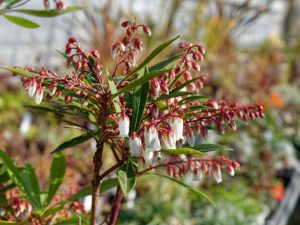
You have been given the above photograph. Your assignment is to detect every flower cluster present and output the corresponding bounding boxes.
[18,20,265,187]
[165,156,241,183]
[0,187,86,224]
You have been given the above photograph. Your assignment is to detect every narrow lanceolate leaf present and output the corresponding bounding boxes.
[0,67,34,78]
[149,54,184,72]
[20,164,41,208]
[13,6,83,17]
[193,144,233,153]
[117,161,136,196]
[151,91,194,102]
[161,148,206,155]
[3,14,40,28]
[170,77,200,93]
[0,150,41,209]
[146,174,215,206]
[51,130,99,154]
[106,69,122,113]
[130,68,150,134]
[115,70,162,97]
[178,95,207,104]
[121,35,180,82]
[46,153,66,206]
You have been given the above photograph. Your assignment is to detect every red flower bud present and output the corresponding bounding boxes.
[121,21,131,28]
[68,37,77,43]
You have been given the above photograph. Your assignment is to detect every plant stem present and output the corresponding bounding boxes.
[90,141,104,225]
[108,187,123,225]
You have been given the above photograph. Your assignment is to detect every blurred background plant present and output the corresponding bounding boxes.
[0,0,299,224]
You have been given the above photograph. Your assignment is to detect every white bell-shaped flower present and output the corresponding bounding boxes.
[35,85,43,104]
[161,128,176,149]
[119,114,130,138]
[212,164,222,183]
[144,124,161,151]
[129,132,143,157]
[142,149,154,165]
[28,78,37,97]
[186,128,195,147]
[169,117,184,140]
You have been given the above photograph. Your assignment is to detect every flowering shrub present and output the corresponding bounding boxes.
[2,20,264,224]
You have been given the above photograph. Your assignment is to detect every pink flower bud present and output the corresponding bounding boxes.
[142,25,152,36]
[91,50,99,58]
[160,80,169,94]
[35,84,43,104]
[229,120,236,130]
[178,42,187,49]
[133,38,143,52]
[129,132,143,157]
[227,165,235,176]
[144,124,161,151]
[183,71,192,81]
[206,99,219,109]
[197,45,206,54]
[119,113,130,138]
[192,61,201,71]
[48,84,57,96]
[150,79,160,99]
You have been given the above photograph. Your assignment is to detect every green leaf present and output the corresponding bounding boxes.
[161,148,206,155]
[13,6,83,17]
[0,67,34,78]
[170,77,199,93]
[151,91,194,102]
[193,144,233,153]
[0,150,41,209]
[147,174,215,206]
[46,153,66,206]
[148,54,184,72]
[188,105,211,111]
[3,14,40,28]
[178,95,207,104]
[115,70,162,97]
[51,130,99,154]
[121,35,180,82]
[117,161,136,196]
[169,69,187,89]
[106,69,122,113]
[130,68,150,134]
[20,163,42,209]
[0,221,29,225]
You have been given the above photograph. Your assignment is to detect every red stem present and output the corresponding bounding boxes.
[108,187,123,225]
